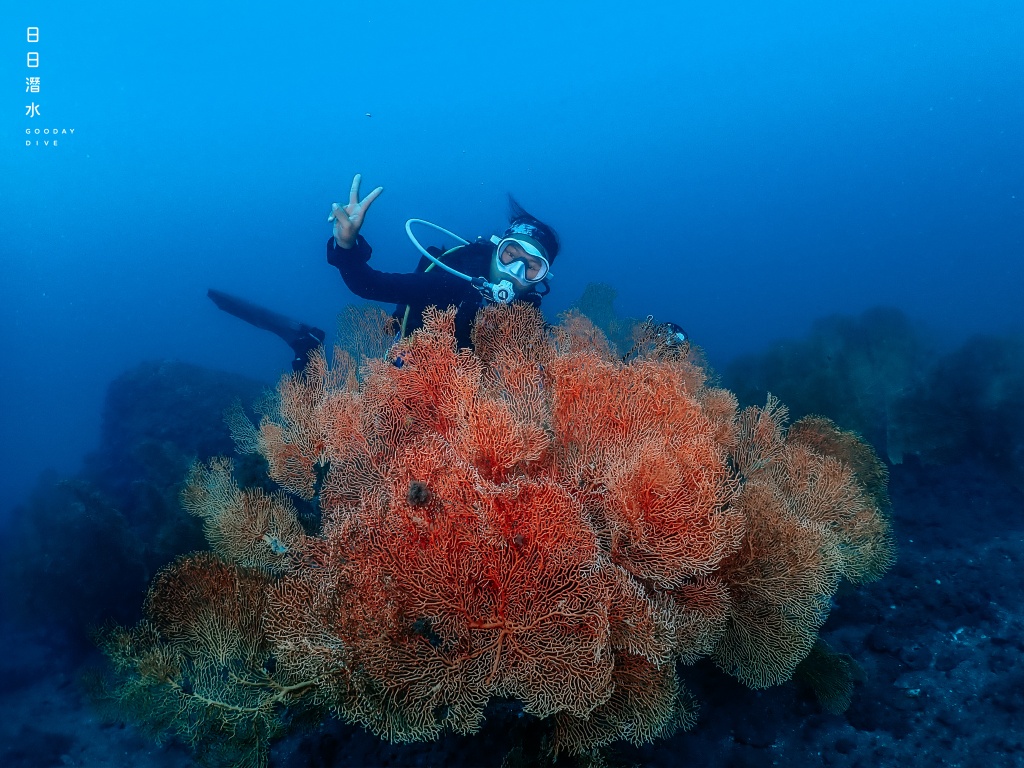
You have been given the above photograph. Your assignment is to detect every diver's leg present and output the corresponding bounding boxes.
[289,328,325,372]
[208,289,325,370]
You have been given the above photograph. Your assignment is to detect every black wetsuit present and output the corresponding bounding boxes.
[327,236,542,349]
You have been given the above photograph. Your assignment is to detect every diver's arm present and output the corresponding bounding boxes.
[327,237,471,306]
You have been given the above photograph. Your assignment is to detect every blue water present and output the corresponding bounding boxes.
[2,0,1022,519]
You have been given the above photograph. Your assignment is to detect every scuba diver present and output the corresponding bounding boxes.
[209,174,560,370]
[328,174,558,349]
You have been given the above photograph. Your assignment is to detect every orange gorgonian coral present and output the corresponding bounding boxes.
[99,304,894,767]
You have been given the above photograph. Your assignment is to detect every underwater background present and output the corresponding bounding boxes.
[2,1,1023,766]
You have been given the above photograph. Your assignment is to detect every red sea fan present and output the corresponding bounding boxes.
[102,304,894,765]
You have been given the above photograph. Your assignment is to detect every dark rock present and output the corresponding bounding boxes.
[934,646,969,672]
[898,643,933,670]
[834,736,856,754]
[866,625,902,655]
[988,646,1018,675]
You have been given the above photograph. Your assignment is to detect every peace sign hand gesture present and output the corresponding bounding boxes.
[329,173,384,249]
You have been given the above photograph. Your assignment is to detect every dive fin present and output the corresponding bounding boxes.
[207,288,325,352]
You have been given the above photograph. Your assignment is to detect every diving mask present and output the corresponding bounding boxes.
[490,234,551,285]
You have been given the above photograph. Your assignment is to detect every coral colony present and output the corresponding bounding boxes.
[98,305,894,766]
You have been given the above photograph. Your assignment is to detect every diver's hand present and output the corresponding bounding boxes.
[329,174,384,249]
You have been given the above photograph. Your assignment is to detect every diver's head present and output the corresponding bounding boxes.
[489,197,560,296]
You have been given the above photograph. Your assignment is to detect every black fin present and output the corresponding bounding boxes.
[208,289,325,353]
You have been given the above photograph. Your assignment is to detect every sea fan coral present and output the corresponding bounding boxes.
[99,304,894,767]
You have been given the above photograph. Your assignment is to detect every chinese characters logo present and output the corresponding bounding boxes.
[26,27,41,119]
[22,26,75,148]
